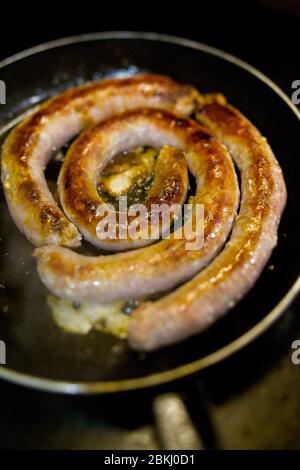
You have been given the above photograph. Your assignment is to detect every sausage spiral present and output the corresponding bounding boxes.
[1,75,196,247]
[128,97,287,350]
[34,108,239,302]
[1,74,286,350]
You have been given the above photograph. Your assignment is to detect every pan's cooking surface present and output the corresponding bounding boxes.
[0,33,299,391]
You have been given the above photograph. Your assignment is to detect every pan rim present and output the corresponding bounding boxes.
[0,30,299,394]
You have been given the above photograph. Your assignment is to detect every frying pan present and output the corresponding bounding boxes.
[0,32,299,394]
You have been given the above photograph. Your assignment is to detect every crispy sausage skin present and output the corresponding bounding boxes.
[58,112,189,250]
[1,75,197,247]
[34,108,239,302]
[127,97,287,351]
[1,73,286,351]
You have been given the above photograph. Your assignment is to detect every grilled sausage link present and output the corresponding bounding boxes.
[127,97,287,351]
[58,111,189,250]
[2,74,286,351]
[34,108,239,302]
[1,74,197,247]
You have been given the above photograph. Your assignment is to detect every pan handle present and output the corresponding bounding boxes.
[152,391,204,449]
[151,375,218,450]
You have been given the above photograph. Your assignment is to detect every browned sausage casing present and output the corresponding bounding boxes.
[35,108,239,302]
[1,74,286,351]
[1,75,197,247]
[127,97,287,350]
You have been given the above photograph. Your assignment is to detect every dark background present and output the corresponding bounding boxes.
[1,0,299,99]
[0,0,300,450]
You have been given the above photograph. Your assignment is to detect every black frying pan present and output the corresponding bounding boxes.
[0,32,299,394]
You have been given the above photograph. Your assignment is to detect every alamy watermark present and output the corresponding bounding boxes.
[0,340,6,364]
[0,80,6,104]
[291,340,300,365]
[95,196,204,250]
[291,80,300,106]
